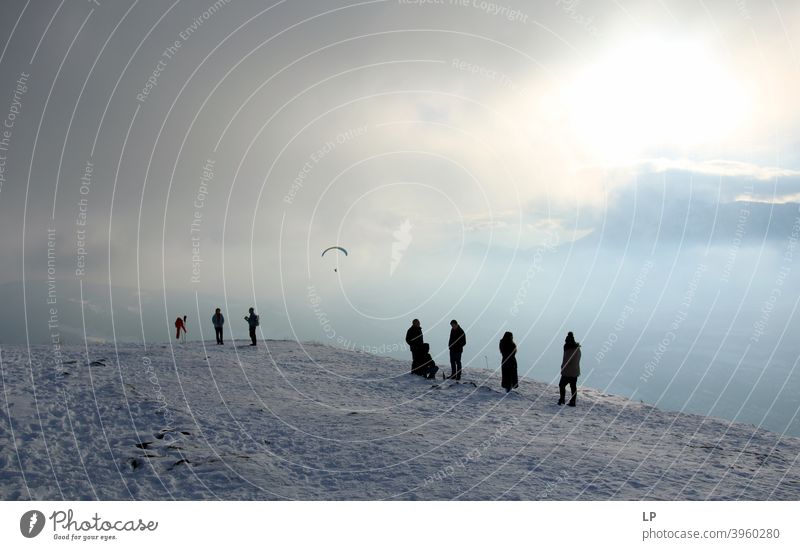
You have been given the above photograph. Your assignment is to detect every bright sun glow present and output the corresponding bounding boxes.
[565,36,750,162]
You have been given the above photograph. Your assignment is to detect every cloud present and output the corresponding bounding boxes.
[629,158,800,181]
[608,157,800,206]
[4,0,800,301]
[736,192,800,205]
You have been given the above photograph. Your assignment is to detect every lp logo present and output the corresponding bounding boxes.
[20,510,45,538]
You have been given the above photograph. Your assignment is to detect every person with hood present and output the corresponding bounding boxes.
[418,343,439,380]
[175,315,187,341]
[212,308,225,345]
[405,319,424,375]
[448,319,466,380]
[499,331,518,393]
[559,331,581,406]
[244,308,259,346]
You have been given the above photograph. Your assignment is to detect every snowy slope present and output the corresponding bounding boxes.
[1,340,798,500]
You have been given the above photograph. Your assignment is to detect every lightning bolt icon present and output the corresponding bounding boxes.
[28,512,38,534]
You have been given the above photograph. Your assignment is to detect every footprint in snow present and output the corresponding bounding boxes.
[168,459,192,470]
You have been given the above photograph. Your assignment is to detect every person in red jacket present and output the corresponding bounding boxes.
[175,316,187,341]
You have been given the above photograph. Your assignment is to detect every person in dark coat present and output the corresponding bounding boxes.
[559,331,581,406]
[405,319,424,375]
[244,308,259,346]
[448,319,466,380]
[212,308,225,345]
[499,331,518,393]
[418,343,439,380]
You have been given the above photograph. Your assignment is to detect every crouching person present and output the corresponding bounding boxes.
[419,343,439,380]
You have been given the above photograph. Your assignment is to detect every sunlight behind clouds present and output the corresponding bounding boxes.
[562,34,751,162]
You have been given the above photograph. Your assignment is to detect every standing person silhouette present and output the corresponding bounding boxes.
[212,308,225,345]
[559,332,581,406]
[448,319,466,380]
[405,319,424,375]
[244,308,259,346]
[499,332,518,393]
[175,316,187,341]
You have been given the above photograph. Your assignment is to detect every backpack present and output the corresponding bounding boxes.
[253,315,260,327]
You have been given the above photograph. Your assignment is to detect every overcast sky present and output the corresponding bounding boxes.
[1,0,800,402]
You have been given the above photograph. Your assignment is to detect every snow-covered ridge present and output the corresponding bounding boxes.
[1,340,798,500]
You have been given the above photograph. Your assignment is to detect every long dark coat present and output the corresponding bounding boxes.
[406,325,423,351]
[561,345,581,377]
[406,325,424,374]
[499,338,518,390]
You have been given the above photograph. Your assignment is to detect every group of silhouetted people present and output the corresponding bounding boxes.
[405,319,582,406]
[174,307,261,346]
[172,309,583,405]
[406,319,467,380]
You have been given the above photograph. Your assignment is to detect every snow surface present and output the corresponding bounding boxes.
[1,340,798,500]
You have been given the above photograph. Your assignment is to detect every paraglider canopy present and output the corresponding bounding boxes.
[321,246,348,257]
